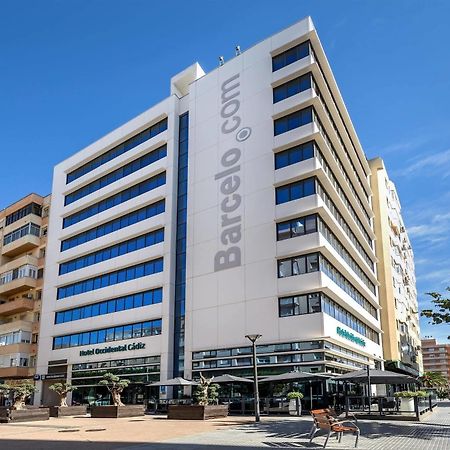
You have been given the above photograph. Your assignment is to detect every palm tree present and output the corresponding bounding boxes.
[420,371,448,389]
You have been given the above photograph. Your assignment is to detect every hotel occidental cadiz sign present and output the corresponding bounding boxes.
[79,341,146,357]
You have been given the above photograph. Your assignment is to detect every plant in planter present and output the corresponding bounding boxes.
[47,382,87,417]
[49,382,77,407]
[194,373,220,406]
[0,381,36,410]
[90,373,143,418]
[287,391,304,416]
[394,391,427,412]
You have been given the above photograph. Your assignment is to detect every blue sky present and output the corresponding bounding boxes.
[1,1,449,342]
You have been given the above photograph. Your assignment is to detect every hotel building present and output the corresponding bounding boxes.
[369,158,422,376]
[35,17,383,406]
[0,193,50,386]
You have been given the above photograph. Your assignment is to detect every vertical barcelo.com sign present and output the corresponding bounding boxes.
[214,73,252,272]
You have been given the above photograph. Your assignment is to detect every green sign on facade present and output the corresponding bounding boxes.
[79,341,146,357]
[336,327,366,347]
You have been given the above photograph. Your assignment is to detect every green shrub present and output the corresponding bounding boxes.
[394,390,427,398]
[287,391,304,400]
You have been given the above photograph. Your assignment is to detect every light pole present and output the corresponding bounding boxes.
[245,334,262,422]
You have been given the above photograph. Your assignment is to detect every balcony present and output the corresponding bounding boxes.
[0,342,32,355]
[0,277,37,296]
[0,366,31,379]
[1,234,41,257]
[0,298,34,317]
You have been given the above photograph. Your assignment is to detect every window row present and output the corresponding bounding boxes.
[0,264,38,285]
[275,176,315,205]
[276,214,317,240]
[61,200,165,252]
[5,202,42,226]
[278,252,319,278]
[65,145,167,206]
[57,258,163,300]
[55,288,162,324]
[3,222,40,246]
[0,330,31,346]
[322,294,379,343]
[273,72,312,103]
[63,172,166,228]
[320,256,377,318]
[72,355,160,371]
[279,292,321,317]
[324,341,369,362]
[278,291,379,343]
[59,228,164,275]
[72,364,160,379]
[66,118,168,184]
[316,182,374,270]
[52,319,162,350]
[315,145,372,244]
[272,40,310,71]
[192,341,323,361]
[309,47,370,201]
[274,106,313,136]
[274,140,314,170]
[277,252,377,318]
[317,217,375,294]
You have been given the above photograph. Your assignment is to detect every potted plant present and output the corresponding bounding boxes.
[0,381,49,423]
[47,382,87,417]
[168,373,228,420]
[394,391,427,412]
[90,373,144,418]
[287,391,304,416]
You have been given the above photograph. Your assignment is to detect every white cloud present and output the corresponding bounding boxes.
[396,148,450,177]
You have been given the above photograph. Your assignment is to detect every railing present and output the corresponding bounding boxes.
[344,395,438,419]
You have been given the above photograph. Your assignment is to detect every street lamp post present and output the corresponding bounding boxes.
[245,334,262,422]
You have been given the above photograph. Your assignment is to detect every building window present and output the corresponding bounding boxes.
[278,253,319,278]
[276,214,317,240]
[279,293,321,317]
[5,202,42,226]
[274,141,315,170]
[0,264,38,285]
[64,145,167,206]
[61,199,165,252]
[272,41,310,71]
[3,222,40,246]
[59,228,164,275]
[53,319,162,350]
[62,172,166,228]
[274,106,313,136]
[275,177,316,205]
[57,258,163,300]
[66,118,168,184]
[273,73,312,103]
[55,288,162,324]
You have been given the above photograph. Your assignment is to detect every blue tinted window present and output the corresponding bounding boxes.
[273,73,312,103]
[272,41,310,71]
[66,118,168,183]
[275,177,316,205]
[274,107,313,136]
[63,173,166,228]
[275,141,315,170]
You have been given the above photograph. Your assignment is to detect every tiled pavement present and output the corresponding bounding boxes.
[122,401,450,450]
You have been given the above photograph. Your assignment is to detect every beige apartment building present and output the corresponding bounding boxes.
[0,193,50,385]
[369,158,422,376]
[421,338,450,383]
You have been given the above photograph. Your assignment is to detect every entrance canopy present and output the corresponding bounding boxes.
[148,377,198,387]
[260,371,331,383]
[333,369,419,384]
[211,374,253,384]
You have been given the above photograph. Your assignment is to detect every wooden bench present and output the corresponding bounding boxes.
[309,409,360,448]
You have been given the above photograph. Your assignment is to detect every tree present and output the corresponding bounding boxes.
[0,381,36,410]
[420,371,448,389]
[194,373,220,406]
[48,382,77,407]
[97,373,130,406]
[421,288,450,338]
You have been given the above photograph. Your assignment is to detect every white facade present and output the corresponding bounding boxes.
[36,17,383,405]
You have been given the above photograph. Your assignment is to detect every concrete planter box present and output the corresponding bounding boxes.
[90,405,145,418]
[0,406,50,423]
[288,399,302,416]
[48,405,88,417]
[168,404,229,420]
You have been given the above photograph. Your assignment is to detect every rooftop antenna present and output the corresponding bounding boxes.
[219,56,224,66]
[235,45,241,56]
